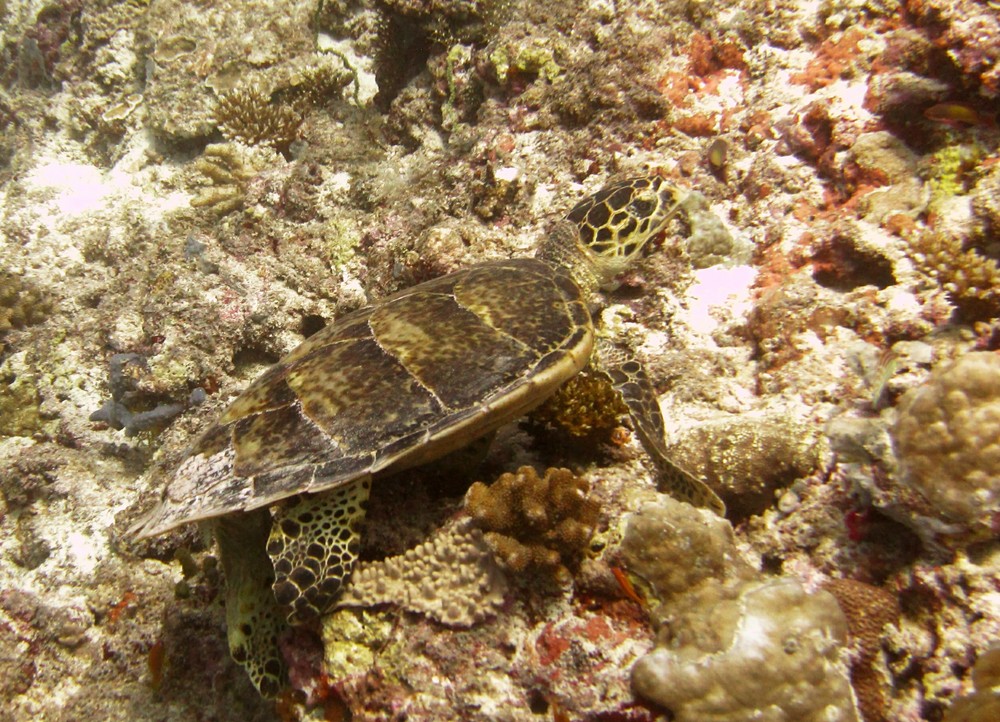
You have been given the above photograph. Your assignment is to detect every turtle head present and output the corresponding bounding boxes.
[539,175,685,292]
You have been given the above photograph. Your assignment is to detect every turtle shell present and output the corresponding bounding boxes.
[134,257,594,538]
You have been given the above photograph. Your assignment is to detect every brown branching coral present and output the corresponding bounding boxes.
[530,368,628,437]
[465,466,599,581]
[908,231,1000,321]
[215,85,303,153]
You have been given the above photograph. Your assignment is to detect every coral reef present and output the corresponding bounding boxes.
[336,521,507,627]
[529,368,627,437]
[943,644,1000,722]
[2,0,999,718]
[215,85,304,153]
[465,466,599,580]
[624,492,859,722]
[889,352,1000,544]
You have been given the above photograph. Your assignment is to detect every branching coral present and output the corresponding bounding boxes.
[189,143,256,216]
[908,231,1000,321]
[465,466,599,580]
[215,85,303,154]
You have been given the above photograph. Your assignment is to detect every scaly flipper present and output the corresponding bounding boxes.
[266,476,371,625]
[595,341,726,516]
[214,509,288,698]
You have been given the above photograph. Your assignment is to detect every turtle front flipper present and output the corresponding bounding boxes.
[266,476,371,625]
[214,509,288,698]
[595,343,726,516]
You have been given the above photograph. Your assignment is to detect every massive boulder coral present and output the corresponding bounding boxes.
[632,577,857,722]
[623,492,860,722]
[889,352,1000,544]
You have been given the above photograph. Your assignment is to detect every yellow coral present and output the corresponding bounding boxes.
[530,368,627,437]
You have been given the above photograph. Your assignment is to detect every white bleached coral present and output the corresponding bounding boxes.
[336,521,508,627]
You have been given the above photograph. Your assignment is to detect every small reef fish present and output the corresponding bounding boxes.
[924,102,993,128]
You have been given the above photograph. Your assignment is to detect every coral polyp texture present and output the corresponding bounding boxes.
[336,520,508,627]
[529,368,628,437]
[465,466,599,579]
[624,492,859,722]
[889,352,1000,544]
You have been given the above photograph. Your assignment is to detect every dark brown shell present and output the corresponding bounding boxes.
[134,258,594,537]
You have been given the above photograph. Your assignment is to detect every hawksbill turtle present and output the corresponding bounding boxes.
[132,174,725,696]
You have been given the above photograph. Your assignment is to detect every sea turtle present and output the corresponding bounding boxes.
[131,174,725,696]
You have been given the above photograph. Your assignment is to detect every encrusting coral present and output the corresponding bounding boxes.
[335,520,507,627]
[823,578,901,722]
[465,466,599,581]
[889,351,1000,544]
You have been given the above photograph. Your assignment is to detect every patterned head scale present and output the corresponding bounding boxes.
[565,175,683,264]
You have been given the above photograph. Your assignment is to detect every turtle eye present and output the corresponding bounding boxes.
[628,197,655,219]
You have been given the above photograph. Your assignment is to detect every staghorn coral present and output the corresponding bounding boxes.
[214,85,303,154]
[908,230,1000,321]
[336,520,507,627]
[529,368,627,437]
[889,351,1000,544]
[823,578,901,722]
[465,466,599,580]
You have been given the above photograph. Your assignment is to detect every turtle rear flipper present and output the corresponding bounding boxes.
[266,476,371,625]
[596,342,726,516]
[215,509,288,698]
